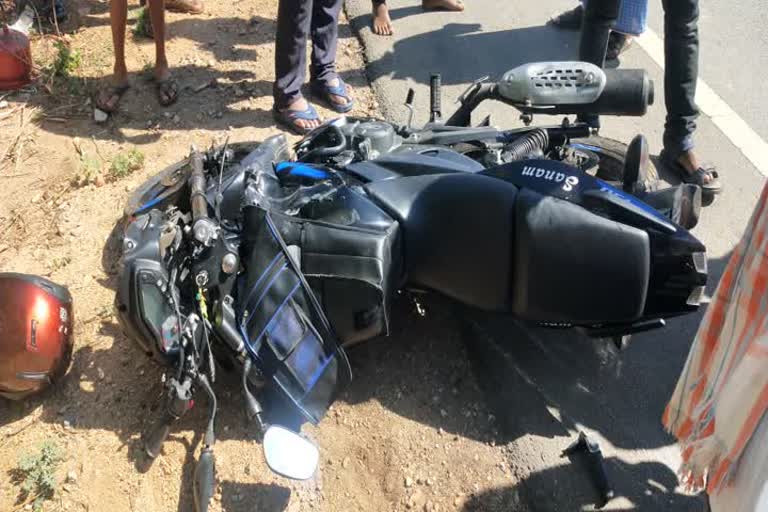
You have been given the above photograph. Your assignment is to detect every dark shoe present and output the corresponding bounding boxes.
[606,32,633,62]
[548,5,583,30]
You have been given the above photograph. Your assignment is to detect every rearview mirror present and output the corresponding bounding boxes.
[263,426,319,480]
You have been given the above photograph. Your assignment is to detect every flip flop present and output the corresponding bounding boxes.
[272,103,321,135]
[156,77,179,107]
[310,77,354,114]
[660,150,723,196]
[94,83,130,113]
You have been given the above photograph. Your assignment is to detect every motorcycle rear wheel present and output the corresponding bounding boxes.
[568,135,659,192]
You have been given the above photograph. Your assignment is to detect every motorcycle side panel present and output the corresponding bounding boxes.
[240,206,352,425]
[511,188,650,324]
[269,186,402,346]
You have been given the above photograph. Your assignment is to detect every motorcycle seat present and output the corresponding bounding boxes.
[365,173,518,311]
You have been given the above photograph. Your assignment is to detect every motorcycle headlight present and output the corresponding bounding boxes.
[138,272,180,355]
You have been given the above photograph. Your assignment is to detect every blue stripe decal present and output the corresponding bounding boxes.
[244,263,288,330]
[301,352,333,399]
[240,252,283,315]
[596,177,674,224]
[250,281,302,351]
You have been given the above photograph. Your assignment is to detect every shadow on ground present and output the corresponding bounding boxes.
[359,19,579,86]
[462,458,707,512]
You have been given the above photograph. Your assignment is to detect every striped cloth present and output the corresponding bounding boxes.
[662,181,768,495]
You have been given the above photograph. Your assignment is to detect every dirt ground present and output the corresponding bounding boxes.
[0,1,515,511]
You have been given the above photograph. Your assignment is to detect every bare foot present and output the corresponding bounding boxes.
[372,2,393,36]
[422,0,464,11]
[95,66,130,113]
[284,97,322,131]
[677,150,714,184]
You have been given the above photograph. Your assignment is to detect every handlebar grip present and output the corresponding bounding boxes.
[405,88,415,106]
[194,448,216,512]
[430,73,442,122]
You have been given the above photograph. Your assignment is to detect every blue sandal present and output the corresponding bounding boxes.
[272,102,321,135]
[310,78,355,114]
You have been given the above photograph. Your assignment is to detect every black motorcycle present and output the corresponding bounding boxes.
[116,61,707,512]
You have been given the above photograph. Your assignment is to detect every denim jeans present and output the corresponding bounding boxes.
[580,0,700,156]
[273,0,343,109]
[661,0,700,157]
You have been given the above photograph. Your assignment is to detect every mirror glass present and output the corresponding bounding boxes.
[263,426,319,480]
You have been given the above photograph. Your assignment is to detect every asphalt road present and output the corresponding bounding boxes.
[343,0,767,510]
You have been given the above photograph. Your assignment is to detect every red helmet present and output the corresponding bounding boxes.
[0,273,74,400]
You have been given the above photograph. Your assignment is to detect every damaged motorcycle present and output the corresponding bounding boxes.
[115,62,708,511]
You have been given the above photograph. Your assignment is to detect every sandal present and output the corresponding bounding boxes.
[660,150,723,196]
[155,77,179,107]
[272,103,322,135]
[94,83,130,113]
[310,77,354,114]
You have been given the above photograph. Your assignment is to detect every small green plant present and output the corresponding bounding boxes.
[14,442,64,511]
[109,148,145,181]
[50,40,81,79]
[73,152,102,187]
[132,7,153,39]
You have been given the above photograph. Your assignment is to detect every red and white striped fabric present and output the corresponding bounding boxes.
[662,181,768,495]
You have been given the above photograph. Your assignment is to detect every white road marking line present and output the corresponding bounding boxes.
[636,29,768,177]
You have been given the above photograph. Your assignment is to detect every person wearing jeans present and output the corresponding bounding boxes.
[549,0,647,59]
[550,0,721,194]
[273,0,355,134]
